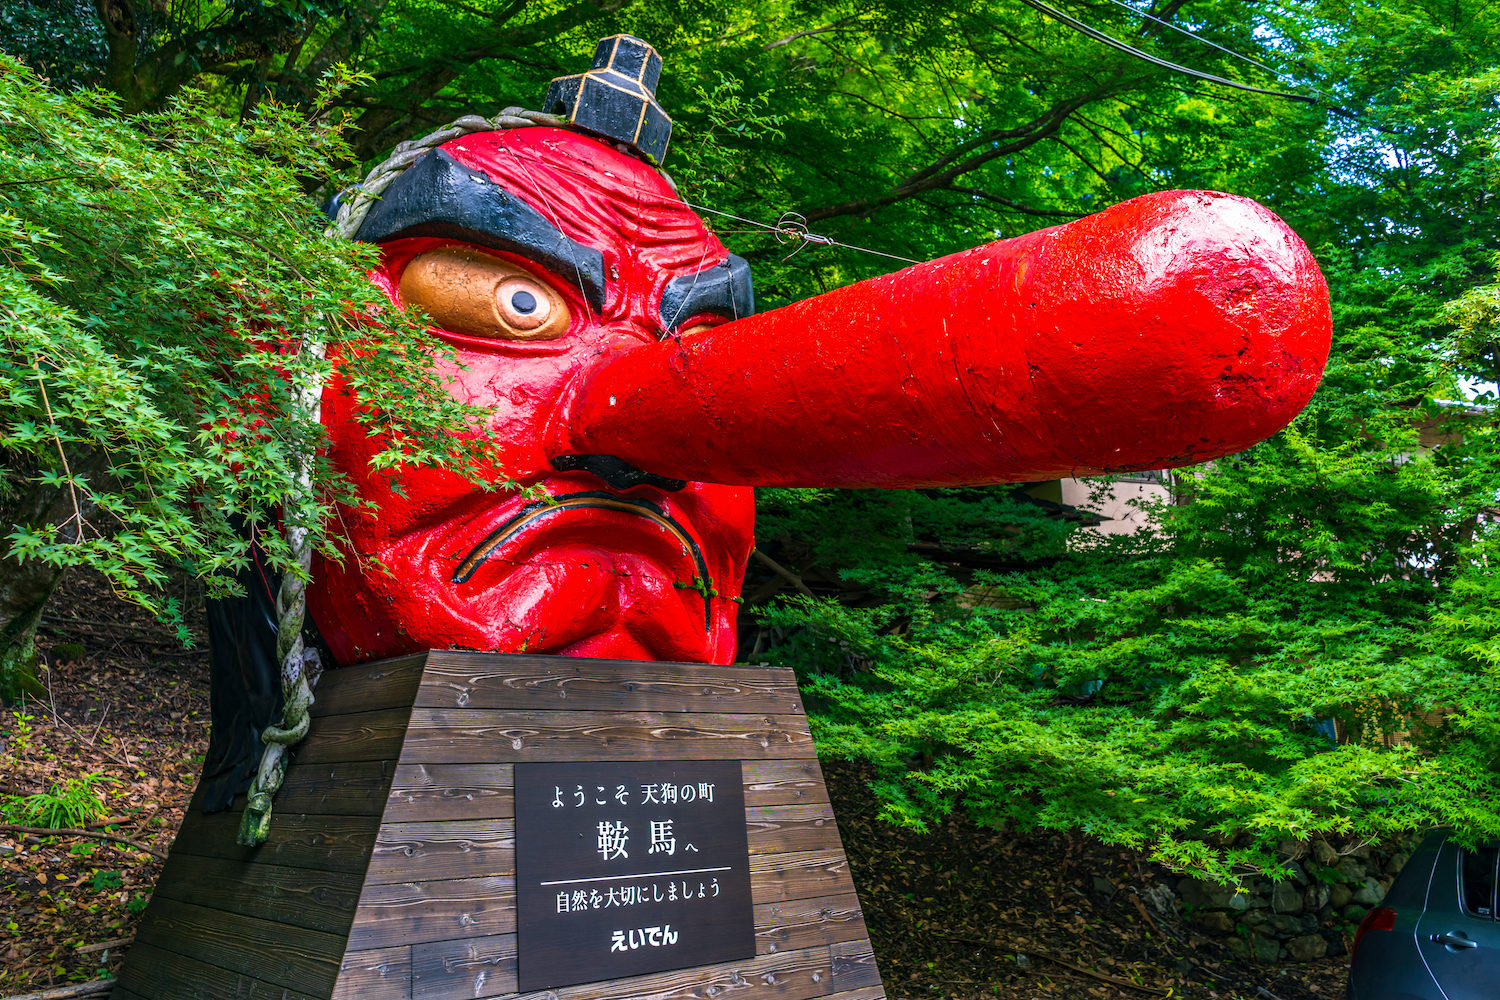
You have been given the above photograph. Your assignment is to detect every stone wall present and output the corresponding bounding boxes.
[1156,836,1419,964]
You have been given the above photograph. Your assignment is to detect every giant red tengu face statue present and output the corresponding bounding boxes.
[308,38,1331,668]
[312,126,757,664]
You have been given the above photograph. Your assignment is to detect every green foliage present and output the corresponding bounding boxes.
[0,56,512,695]
[746,0,1500,877]
[667,74,785,209]
[1,708,40,763]
[2,773,113,829]
[759,435,1499,878]
[757,486,1074,571]
[90,869,124,891]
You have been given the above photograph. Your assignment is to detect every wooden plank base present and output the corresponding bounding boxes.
[117,651,884,1000]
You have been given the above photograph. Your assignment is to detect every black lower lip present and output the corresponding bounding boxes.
[451,491,714,630]
[549,454,687,492]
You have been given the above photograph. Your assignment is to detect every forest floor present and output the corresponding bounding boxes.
[1,571,1353,999]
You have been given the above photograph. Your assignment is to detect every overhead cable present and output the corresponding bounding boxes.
[1099,0,1283,78]
[686,202,922,264]
[1015,0,1317,104]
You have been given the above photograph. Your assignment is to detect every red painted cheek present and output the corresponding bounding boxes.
[464,558,617,652]
[309,479,753,665]
[437,347,589,481]
[610,555,711,656]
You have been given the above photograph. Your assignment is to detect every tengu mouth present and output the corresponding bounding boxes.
[451,491,715,629]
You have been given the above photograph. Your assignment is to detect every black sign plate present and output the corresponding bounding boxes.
[514,760,755,991]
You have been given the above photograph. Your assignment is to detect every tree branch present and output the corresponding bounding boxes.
[897,100,1088,189]
[240,56,273,123]
[93,0,313,112]
[764,18,862,50]
[427,0,496,17]
[1069,115,1151,181]
[1050,134,1121,187]
[344,0,622,161]
[0,823,167,860]
[947,186,1091,218]
[298,0,399,95]
[750,549,817,599]
[802,95,1095,223]
[1140,0,1189,39]
[829,89,956,142]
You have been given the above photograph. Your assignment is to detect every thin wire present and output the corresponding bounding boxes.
[684,202,922,264]
[498,143,598,323]
[1100,0,1370,122]
[472,143,923,267]
[663,239,716,333]
[1016,0,1317,104]
[1047,0,1404,132]
[1099,0,1282,78]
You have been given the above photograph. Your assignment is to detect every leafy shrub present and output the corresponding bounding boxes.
[755,413,1500,880]
[1,773,112,828]
[0,56,507,696]
[90,869,123,891]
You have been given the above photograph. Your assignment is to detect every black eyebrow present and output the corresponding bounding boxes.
[658,254,755,332]
[354,148,607,311]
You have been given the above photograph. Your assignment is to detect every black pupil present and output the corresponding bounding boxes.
[510,290,538,315]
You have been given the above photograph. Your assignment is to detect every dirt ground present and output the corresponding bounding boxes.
[1,571,211,993]
[1,571,1353,998]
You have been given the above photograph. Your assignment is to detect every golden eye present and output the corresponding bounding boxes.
[398,247,570,341]
[497,277,553,330]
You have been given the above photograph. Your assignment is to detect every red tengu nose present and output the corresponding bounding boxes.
[551,189,1331,488]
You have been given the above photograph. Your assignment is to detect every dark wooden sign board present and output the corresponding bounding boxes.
[114,650,885,1000]
[514,759,756,989]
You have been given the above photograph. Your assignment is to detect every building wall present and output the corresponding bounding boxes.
[1058,476,1172,537]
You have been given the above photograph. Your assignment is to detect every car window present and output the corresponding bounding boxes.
[1461,844,1498,918]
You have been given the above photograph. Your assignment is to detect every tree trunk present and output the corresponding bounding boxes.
[0,561,62,701]
[94,0,145,111]
[0,450,113,700]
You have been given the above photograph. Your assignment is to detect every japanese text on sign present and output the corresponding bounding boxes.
[514,760,754,991]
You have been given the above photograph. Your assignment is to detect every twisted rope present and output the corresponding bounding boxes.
[234,108,563,846]
[236,343,328,846]
[330,108,566,240]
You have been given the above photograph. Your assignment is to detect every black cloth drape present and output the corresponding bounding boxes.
[199,522,330,813]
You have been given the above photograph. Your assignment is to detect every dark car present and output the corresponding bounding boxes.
[1347,829,1500,999]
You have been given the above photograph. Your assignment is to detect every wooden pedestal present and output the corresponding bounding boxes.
[114,651,885,1000]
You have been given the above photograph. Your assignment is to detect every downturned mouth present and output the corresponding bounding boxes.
[451,491,714,630]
